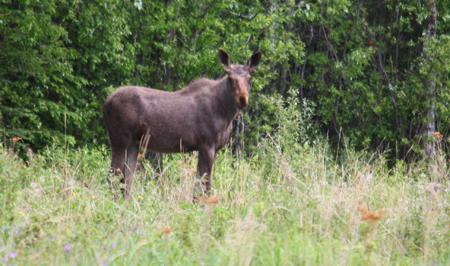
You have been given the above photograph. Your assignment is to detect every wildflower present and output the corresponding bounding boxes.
[9,252,17,259]
[425,182,441,197]
[432,131,443,141]
[111,243,117,249]
[361,209,385,222]
[357,204,368,214]
[133,225,142,235]
[64,243,72,254]
[197,195,219,206]
[358,171,373,184]
[161,227,173,236]
[357,204,385,222]
[11,136,22,144]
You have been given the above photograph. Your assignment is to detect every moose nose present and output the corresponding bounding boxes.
[239,95,249,108]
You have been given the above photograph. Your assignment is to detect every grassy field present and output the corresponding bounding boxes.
[0,138,448,265]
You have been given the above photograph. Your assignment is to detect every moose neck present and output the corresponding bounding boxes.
[214,76,240,122]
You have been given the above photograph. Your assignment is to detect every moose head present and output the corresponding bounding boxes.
[219,49,262,109]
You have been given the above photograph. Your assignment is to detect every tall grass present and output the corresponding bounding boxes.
[1,95,448,265]
[0,137,448,265]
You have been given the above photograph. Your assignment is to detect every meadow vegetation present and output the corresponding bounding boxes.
[1,98,448,265]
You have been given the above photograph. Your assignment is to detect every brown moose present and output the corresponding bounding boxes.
[102,49,261,199]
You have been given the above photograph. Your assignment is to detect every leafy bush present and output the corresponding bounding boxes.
[1,0,449,160]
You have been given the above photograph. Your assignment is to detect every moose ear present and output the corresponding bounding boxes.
[218,49,230,67]
[247,51,262,69]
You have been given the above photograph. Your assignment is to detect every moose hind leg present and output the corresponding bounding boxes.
[124,145,138,199]
[109,146,126,189]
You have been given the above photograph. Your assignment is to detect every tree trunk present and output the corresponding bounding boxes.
[423,0,437,159]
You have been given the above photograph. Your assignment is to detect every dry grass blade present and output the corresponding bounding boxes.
[138,130,151,161]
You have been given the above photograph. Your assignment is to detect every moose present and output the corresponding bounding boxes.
[103,49,261,199]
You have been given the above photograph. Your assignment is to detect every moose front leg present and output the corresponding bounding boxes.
[196,145,216,195]
[124,145,138,199]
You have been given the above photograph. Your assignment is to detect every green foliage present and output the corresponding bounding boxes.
[0,0,449,159]
[0,0,134,150]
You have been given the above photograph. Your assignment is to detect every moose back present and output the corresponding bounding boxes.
[103,49,261,199]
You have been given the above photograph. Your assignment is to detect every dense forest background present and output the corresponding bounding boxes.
[1,0,449,160]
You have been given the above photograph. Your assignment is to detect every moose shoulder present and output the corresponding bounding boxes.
[103,49,261,199]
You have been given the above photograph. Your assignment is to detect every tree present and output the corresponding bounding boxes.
[423,0,438,159]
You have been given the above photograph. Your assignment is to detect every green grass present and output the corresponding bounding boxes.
[0,140,448,265]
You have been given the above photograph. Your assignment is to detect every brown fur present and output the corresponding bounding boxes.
[103,49,261,199]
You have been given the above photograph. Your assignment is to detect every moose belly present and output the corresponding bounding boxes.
[147,136,197,153]
[138,125,198,153]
